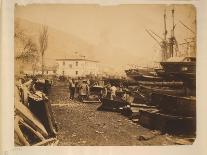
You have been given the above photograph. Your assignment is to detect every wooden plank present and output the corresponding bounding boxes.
[130,103,156,108]
[83,100,101,103]
[140,85,185,96]
[151,93,196,116]
[14,116,30,146]
[51,103,69,106]
[15,101,48,137]
[33,138,58,146]
[20,118,45,141]
[139,109,196,134]
[138,81,183,87]
[43,99,57,135]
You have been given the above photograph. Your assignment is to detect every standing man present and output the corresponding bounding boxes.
[110,85,117,100]
[79,79,90,101]
[69,78,75,100]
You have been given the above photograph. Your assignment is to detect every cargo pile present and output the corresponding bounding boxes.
[15,75,58,146]
[98,78,196,136]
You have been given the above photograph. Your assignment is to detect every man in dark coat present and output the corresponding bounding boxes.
[69,79,75,100]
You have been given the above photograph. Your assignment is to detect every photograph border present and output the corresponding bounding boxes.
[1,0,207,155]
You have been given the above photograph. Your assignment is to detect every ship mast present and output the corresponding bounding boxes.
[179,20,196,56]
[164,9,167,41]
[172,8,175,38]
[168,7,178,58]
[162,9,168,61]
[146,7,178,61]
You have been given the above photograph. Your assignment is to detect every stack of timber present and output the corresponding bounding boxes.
[121,103,157,123]
[15,102,58,146]
[138,93,196,134]
[139,84,186,100]
[98,97,128,112]
[151,93,196,116]
[98,87,137,112]
[120,80,196,135]
[138,81,184,88]
[98,77,196,135]
[121,86,158,122]
[15,77,58,146]
[125,68,164,82]
[139,109,195,134]
[123,8,196,136]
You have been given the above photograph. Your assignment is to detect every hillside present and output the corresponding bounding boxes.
[15,17,96,65]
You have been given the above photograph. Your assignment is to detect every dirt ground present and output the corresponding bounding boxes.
[49,82,194,146]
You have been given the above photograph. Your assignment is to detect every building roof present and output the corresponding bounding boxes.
[56,58,99,63]
[56,52,99,63]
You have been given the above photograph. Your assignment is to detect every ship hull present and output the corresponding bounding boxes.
[157,61,196,88]
[125,68,162,82]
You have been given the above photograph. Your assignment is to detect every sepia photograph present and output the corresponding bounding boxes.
[14,3,196,146]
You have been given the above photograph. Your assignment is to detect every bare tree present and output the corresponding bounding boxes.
[15,20,39,75]
[16,39,38,62]
[39,25,48,75]
[15,38,39,75]
[14,20,26,43]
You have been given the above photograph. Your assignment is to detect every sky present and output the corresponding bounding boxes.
[15,4,196,71]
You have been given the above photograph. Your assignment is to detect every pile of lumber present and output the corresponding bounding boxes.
[97,80,196,135]
[139,109,195,134]
[137,92,196,134]
[98,97,128,112]
[15,77,58,146]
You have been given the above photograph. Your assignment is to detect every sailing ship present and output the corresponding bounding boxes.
[122,7,196,135]
[154,8,196,86]
[126,8,196,86]
[124,67,162,81]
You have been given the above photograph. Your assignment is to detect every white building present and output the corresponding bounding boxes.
[56,57,99,77]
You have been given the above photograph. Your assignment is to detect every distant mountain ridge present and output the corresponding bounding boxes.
[14,17,151,75]
[15,17,96,65]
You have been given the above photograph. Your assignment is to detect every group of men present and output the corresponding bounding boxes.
[68,78,90,101]
[68,78,122,102]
